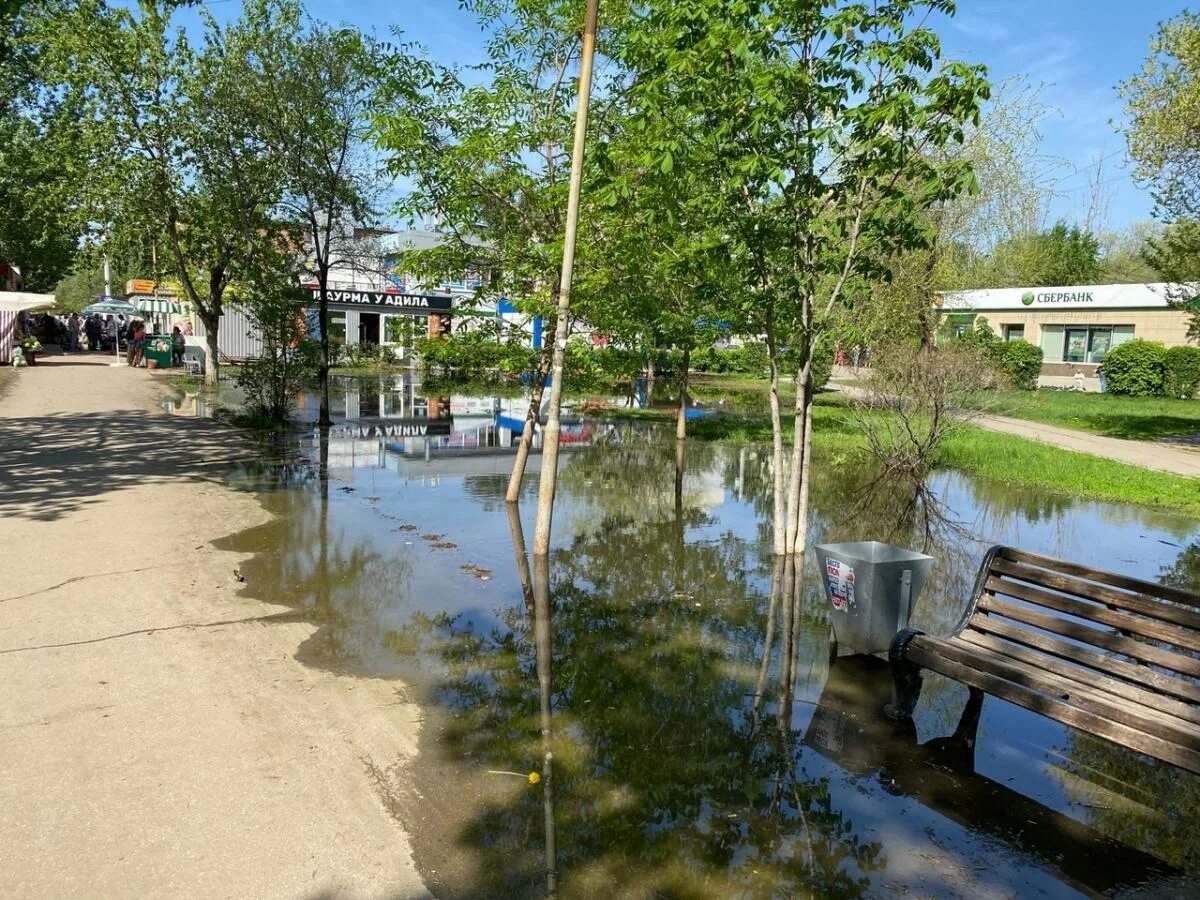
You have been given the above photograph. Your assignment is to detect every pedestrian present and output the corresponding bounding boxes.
[171,326,185,367]
[84,315,97,351]
[105,315,117,351]
[67,312,80,352]
[128,319,146,367]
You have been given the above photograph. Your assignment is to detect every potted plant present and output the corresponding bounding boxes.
[19,335,41,366]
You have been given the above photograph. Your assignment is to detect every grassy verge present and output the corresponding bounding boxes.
[671,395,1200,517]
[984,390,1200,441]
[938,426,1200,517]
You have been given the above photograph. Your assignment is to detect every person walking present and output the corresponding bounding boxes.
[105,315,117,351]
[171,326,186,367]
[85,315,99,351]
[67,312,81,352]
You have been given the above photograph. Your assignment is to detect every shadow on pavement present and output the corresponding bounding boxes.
[0,410,257,522]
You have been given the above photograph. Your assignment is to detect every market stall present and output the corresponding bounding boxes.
[0,292,56,365]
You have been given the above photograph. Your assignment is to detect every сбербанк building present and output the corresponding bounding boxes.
[937,283,1195,375]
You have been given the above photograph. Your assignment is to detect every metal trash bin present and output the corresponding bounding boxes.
[815,541,934,654]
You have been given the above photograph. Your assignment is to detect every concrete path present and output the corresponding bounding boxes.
[974,413,1200,478]
[0,353,429,899]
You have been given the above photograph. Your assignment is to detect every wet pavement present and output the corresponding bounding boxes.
[208,375,1200,898]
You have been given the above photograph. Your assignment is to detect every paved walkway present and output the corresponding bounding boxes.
[0,353,428,899]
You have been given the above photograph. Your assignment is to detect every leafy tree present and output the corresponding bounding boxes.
[1120,12,1200,330]
[34,0,282,384]
[855,79,1061,348]
[220,0,393,424]
[984,221,1101,287]
[0,0,82,289]
[618,0,988,556]
[1097,221,1163,284]
[375,0,625,501]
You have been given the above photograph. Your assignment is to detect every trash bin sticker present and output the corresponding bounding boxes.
[825,558,855,610]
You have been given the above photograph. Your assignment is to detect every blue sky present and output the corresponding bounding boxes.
[198,0,1185,232]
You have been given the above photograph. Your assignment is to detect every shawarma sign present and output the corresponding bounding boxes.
[308,288,453,315]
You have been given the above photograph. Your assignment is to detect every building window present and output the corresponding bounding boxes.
[1062,326,1115,364]
[1003,325,1025,342]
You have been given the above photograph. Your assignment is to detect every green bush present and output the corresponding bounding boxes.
[1163,346,1200,399]
[992,340,1043,390]
[1101,339,1167,396]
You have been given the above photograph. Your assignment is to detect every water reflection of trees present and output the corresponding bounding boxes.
[417,484,883,898]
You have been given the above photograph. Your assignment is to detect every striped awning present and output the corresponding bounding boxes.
[136,298,183,315]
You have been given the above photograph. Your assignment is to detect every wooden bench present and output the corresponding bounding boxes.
[887,545,1200,775]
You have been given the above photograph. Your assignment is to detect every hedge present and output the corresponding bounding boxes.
[1101,339,1167,397]
[992,340,1043,391]
[1164,345,1200,399]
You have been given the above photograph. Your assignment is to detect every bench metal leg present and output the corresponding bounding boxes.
[885,628,925,720]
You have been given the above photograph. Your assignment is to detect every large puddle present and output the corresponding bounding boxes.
[210,375,1200,898]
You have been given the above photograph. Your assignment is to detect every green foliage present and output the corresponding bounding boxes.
[1101,339,1167,397]
[1163,345,1200,399]
[991,340,1043,391]
[415,332,537,378]
[982,221,1101,287]
[1121,12,1200,223]
[234,285,319,423]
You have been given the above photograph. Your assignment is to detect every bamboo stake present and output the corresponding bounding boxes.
[531,0,599,558]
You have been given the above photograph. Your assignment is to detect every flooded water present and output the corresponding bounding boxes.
[211,375,1200,898]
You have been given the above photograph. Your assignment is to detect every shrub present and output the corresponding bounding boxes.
[1163,345,1200,399]
[1102,340,1167,396]
[992,340,1043,390]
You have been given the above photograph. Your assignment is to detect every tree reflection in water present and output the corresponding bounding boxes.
[426,444,883,898]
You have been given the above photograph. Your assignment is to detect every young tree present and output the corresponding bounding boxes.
[621,1,987,556]
[1121,12,1200,325]
[221,0,390,426]
[35,0,280,384]
[376,0,620,502]
[0,1,83,290]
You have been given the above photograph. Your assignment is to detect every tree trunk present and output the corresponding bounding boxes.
[317,269,331,428]
[645,347,655,408]
[505,326,555,503]
[531,0,598,559]
[765,321,787,557]
[198,309,221,387]
[676,345,690,442]
[784,346,814,554]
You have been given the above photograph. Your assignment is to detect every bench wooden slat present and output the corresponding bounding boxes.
[992,556,1200,633]
[904,637,1200,775]
[957,629,1200,727]
[911,636,1200,751]
[968,614,1200,706]
[982,577,1200,655]
[1001,547,1200,610]
[977,594,1200,679]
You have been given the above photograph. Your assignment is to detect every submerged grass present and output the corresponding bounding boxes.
[985,390,1200,441]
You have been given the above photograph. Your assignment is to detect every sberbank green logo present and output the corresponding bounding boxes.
[1021,292,1035,306]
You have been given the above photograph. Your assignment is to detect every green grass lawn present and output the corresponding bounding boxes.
[938,426,1200,517]
[986,390,1200,441]
[671,394,1200,517]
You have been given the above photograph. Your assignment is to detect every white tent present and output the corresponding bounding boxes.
[0,292,56,364]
